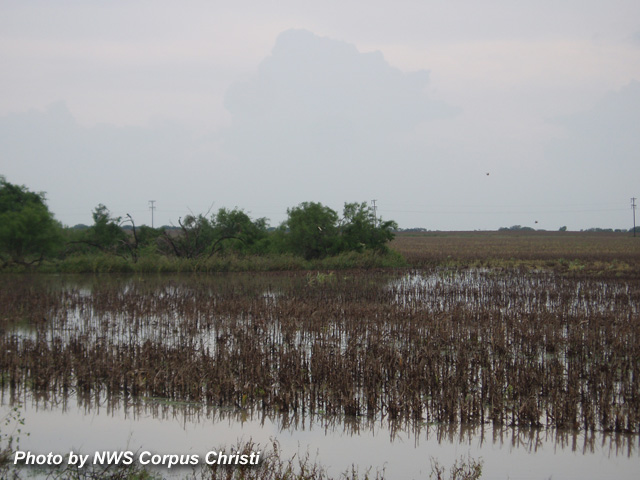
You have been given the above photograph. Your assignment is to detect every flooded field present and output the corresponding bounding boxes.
[2,395,638,479]
[1,270,639,478]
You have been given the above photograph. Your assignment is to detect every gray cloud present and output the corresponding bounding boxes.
[2,17,638,231]
[222,29,457,169]
[0,102,212,226]
[217,29,461,221]
[0,30,461,230]
[540,81,640,226]
[548,80,640,171]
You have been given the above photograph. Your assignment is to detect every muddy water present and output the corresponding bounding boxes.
[1,396,638,479]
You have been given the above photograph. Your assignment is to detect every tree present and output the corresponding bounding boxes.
[284,202,339,259]
[339,202,397,253]
[158,207,270,259]
[135,225,163,251]
[280,201,398,260]
[0,177,61,265]
[89,204,126,249]
[160,213,215,259]
[211,207,269,253]
[69,204,149,262]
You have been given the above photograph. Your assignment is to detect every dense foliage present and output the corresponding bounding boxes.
[280,201,397,260]
[0,177,399,270]
[0,176,61,266]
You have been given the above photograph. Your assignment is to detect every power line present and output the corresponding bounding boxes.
[371,199,377,227]
[632,197,637,237]
[149,200,156,228]
[381,205,628,215]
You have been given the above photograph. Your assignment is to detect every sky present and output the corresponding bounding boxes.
[1,0,639,231]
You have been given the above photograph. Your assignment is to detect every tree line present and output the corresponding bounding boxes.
[0,176,397,267]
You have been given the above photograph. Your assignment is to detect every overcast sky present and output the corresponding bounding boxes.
[1,0,639,230]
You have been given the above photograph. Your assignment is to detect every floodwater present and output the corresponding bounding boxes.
[1,271,639,478]
[1,395,638,479]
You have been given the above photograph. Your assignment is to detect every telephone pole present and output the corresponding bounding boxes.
[149,200,156,228]
[371,199,378,227]
[632,197,637,237]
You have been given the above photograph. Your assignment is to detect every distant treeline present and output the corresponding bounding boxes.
[499,225,631,233]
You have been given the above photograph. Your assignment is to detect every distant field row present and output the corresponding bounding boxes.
[391,231,640,273]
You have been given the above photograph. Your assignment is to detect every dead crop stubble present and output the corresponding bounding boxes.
[0,268,639,433]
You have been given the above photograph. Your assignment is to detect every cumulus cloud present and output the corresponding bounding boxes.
[222,29,457,171]
[0,30,461,229]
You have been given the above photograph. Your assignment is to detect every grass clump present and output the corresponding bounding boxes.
[430,455,483,480]
[28,250,406,274]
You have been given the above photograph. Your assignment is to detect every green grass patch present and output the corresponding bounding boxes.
[14,249,406,274]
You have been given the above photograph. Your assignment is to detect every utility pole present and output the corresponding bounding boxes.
[149,200,156,228]
[632,197,637,237]
[371,199,377,227]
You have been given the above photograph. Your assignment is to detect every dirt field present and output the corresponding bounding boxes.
[391,231,640,273]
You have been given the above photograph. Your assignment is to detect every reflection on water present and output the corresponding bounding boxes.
[389,269,640,315]
[1,271,640,478]
[1,393,638,480]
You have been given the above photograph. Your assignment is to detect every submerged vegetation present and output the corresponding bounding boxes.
[1,269,639,433]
